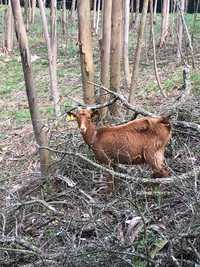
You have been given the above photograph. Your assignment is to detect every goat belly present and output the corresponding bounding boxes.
[92,143,144,165]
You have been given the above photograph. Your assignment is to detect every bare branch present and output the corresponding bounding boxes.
[188,240,200,263]
[65,96,119,113]
[88,81,200,134]
[13,197,63,215]
[39,146,200,185]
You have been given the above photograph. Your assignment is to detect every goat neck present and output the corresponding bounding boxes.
[81,120,97,147]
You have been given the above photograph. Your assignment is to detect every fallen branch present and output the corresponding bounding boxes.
[174,120,200,133]
[12,197,63,215]
[0,236,41,255]
[9,172,45,196]
[188,240,200,263]
[39,146,200,185]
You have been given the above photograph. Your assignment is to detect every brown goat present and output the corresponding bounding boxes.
[68,109,171,178]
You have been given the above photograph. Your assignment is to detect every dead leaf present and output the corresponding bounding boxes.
[125,216,143,245]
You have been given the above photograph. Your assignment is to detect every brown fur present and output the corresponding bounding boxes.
[69,109,171,178]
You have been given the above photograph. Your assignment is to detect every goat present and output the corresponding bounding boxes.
[68,108,171,178]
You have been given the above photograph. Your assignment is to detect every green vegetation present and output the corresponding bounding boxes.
[0,8,200,126]
[14,110,31,123]
[0,57,23,95]
[0,8,80,124]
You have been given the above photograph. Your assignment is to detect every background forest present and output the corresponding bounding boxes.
[0,0,200,266]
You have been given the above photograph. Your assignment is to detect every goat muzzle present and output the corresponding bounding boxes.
[80,127,87,134]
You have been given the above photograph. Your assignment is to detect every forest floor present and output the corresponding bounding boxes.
[0,10,200,267]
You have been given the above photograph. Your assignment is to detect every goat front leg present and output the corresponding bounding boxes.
[146,150,171,178]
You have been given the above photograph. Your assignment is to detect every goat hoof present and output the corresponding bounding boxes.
[152,170,171,178]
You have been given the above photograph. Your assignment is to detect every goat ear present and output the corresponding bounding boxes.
[91,109,100,118]
[66,111,77,121]
[135,119,150,132]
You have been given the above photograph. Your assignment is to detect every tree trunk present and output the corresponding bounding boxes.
[31,0,36,24]
[95,0,101,34]
[150,0,166,97]
[24,0,29,31]
[50,0,60,117]
[4,0,14,52]
[177,0,195,68]
[77,0,95,104]
[177,0,185,62]
[101,0,104,31]
[184,0,188,12]
[134,0,140,30]
[71,0,76,21]
[129,0,149,104]
[11,0,49,176]
[130,0,134,13]
[154,0,158,21]
[93,0,97,31]
[123,0,131,88]
[99,0,112,119]
[191,0,200,43]
[160,0,170,47]
[110,0,123,116]
[38,0,61,117]
[62,0,68,48]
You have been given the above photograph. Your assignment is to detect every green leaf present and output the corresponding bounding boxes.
[150,239,168,259]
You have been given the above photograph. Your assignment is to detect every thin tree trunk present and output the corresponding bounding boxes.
[77,0,95,104]
[11,0,49,176]
[50,0,60,116]
[130,0,134,13]
[130,0,134,28]
[62,0,68,46]
[177,0,195,68]
[191,0,199,43]
[4,0,14,52]
[184,0,188,12]
[144,15,149,64]
[177,0,185,62]
[110,0,123,116]
[95,0,101,34]
[24,0,29,31]
[153,0,158,22]
[160,0,170,47]
[171,0,177,44]
[28,0,32,22]
[134,0,140,30]
[93,0,97,31]
[129,0,149,104]
[38,0,61,117]
[71,0,76,21]
[101,0,104,31]
[31,0,36,24]
[150,0,166,97]
[123,0,131,88]
[100,0,112,119]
